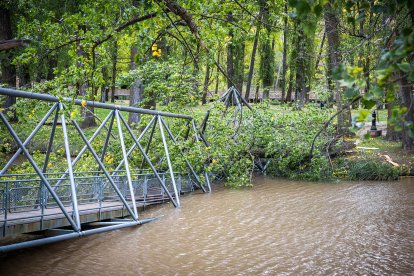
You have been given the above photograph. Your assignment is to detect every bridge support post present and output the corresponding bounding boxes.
[70,116,137,219]
[159,117,206,193]
[118,113,179,207]
[115,110,138,220]
[158,115,180,207]
[60,103,81,230]
[0,112,79,231]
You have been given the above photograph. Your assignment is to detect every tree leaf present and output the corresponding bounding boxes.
[397,62,410,73]
[362,99,376,109]
[344,87,359,99]
[313,4,322,17]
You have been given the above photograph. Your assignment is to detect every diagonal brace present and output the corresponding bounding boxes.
[70,116,137,220]
[0,112,79,231]
[118,112,179,208]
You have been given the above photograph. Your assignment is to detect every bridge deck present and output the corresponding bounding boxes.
[1,172,194,237]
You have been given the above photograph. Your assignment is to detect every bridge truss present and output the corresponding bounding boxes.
[0,87,209,252]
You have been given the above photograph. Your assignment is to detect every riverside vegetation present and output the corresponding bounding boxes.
[1,0,413,188]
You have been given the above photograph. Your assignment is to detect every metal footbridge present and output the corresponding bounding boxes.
[0,87,210,253]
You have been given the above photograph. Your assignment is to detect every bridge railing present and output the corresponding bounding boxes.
[0,171,195,217]
[0,87,211,240]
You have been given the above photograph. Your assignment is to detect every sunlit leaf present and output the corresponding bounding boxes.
[362,99,376,109]
[397,62,410,73]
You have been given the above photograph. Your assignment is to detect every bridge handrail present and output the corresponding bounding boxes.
[0,172,195,217]
[0,87,193,120]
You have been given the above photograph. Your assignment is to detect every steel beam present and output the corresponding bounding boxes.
[118,112,179,207]
[158,116,180,206]
[70,118,137,218]
[60,103,81,230]
[0,217,159,253]
[115,110,138,220]
[160,117,206,193]
[99,111,116,170]
[0,103,58,175]
[139,117,157,174]
[0,87,193,120]
[0,112,79,231]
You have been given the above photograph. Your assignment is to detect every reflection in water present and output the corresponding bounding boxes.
[1,176,413,275]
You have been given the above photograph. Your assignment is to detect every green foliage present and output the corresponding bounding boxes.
[118,59,200,109]
[257,105,334,181]
[195,102,337,187]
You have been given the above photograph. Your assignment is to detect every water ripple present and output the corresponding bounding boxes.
[1,176,413,275]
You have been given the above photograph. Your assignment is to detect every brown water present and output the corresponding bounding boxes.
[1,176,413,275]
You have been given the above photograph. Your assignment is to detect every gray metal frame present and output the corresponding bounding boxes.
[0,87,209,252]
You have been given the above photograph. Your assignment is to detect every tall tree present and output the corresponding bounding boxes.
[226,12,245,93]
[128,45,143,126]
[259,0,275,100]
[201,60,211,105]
[0,5,17,120]
[324,0,351,133]
[245,25,260,100]
[110,40,118,103]
[280,1,288,102]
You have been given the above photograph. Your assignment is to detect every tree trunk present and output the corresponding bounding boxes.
[400,11,414,149]
[295,28,305,108]
[100,66,109,102]
[281,1,288,103]
[255,83,260,103]
[286,69,294,102]
[245,25,260,100]
[324,0,351,133]
[385,99,401,141]
[226,13,235,90]
[128,46,143,126]
[202,62,210,105]
[226,12,244,93]
[0,7,17,121]
[215,47,220,95]
[315,31,325,73]
[259,0,274,100]
[400,72,414,149]
[110,40,118,103]
[76,39,96,129]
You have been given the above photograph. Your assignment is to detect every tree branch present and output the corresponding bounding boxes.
[155,0,238,90]
[0,39,30,51]
[198,14,248,33]
[93,12,158,50]
[309,95,362,158]
[231,0,285,31]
